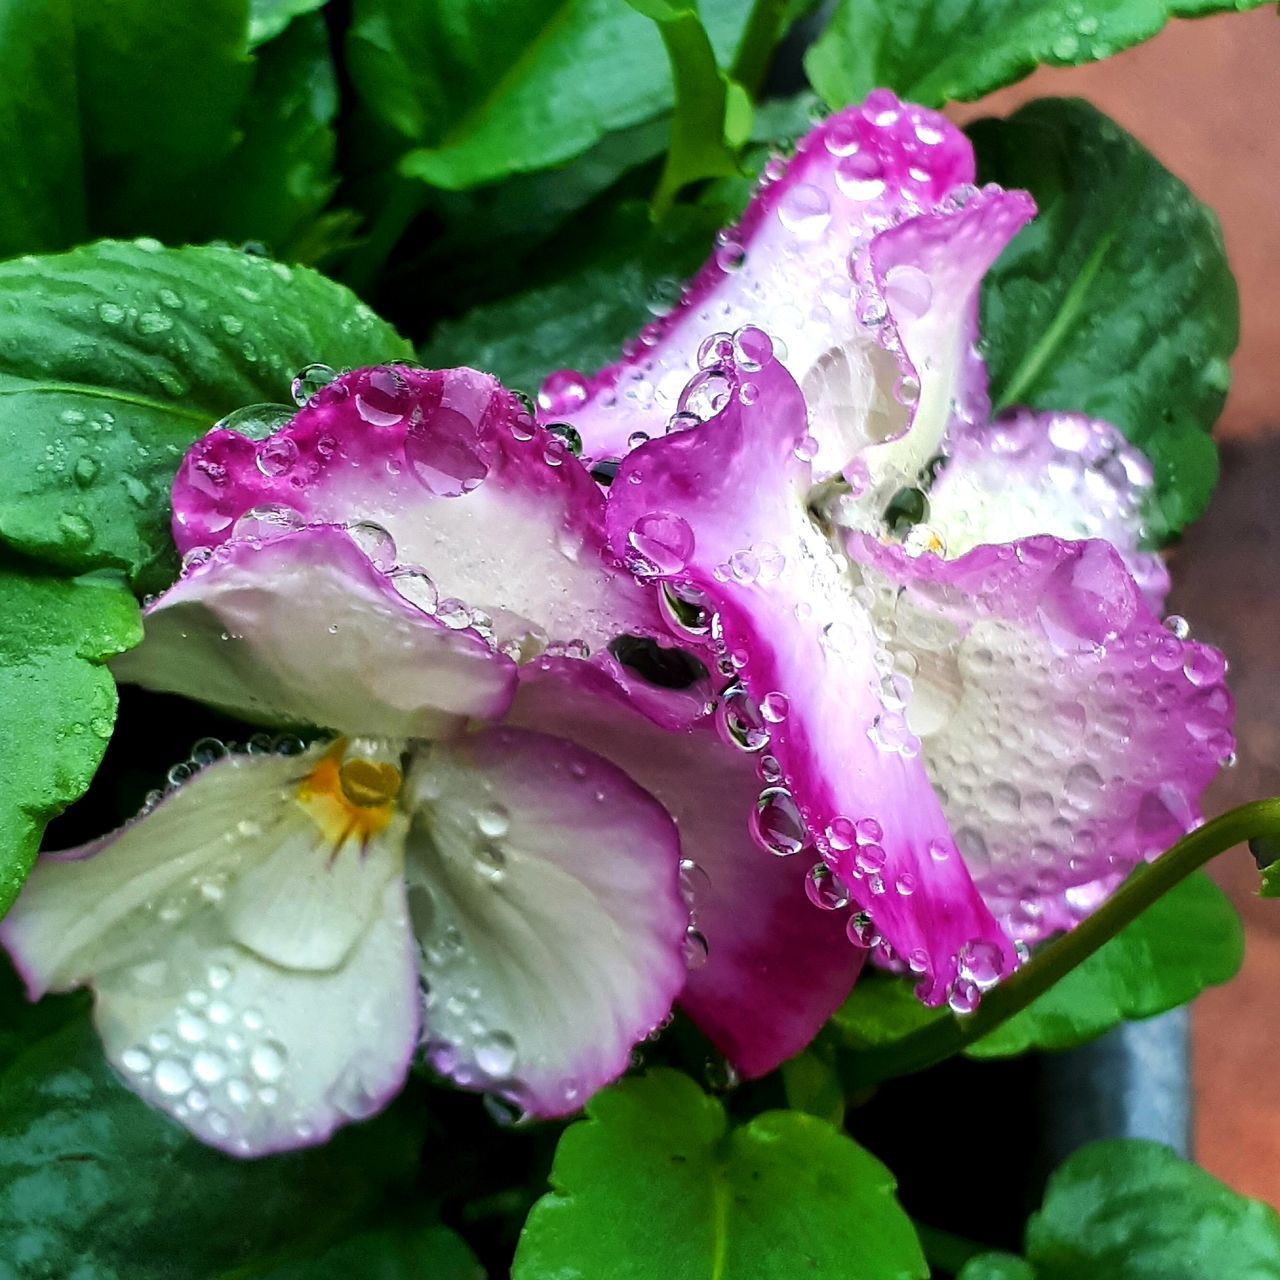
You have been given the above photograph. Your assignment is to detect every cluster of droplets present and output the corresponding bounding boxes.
[116,957,297,1155]
[855,545,1233,946]
[925,409,1168,605]
[139,732,309,815]
[534,93,968,455]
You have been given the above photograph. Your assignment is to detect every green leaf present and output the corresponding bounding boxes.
[347,0,751,191]
[969,871,1243,1056]
[986,1139,1280,1279]
[0,959,430,1280]
[249,0,328,45]
[258,1222,483,1279]
[805,0,1269,110]
[833,872,1243,1059]
[627,0,748,216]
[512,1068,926,1279]
[420,202,724,396]
[971,99,1237,539]
[73,0,255,241]
[0,0,87,258]
[0,240,411,593]
[200,14,343,258]
[958,1254,1038,1280]
[0,569,140,917]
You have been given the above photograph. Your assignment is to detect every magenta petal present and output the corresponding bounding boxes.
[540,94,1031,491]
[509,659,863,1077]
[173,365,661,658]
[606,351,1015,1002]
[928,407,1171,610]
[847,532,1234,941]
[113,524,516,736]
[839,187,1034,509]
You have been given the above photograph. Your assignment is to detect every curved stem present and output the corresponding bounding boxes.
[845,798,1280,1088]
[730,0,789,98]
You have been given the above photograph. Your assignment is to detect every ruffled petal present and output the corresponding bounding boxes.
[173,364,660,658]
[839,187,1034,513]
[402,726,687,1116]
[927,408,1170,610]
[508,659,864,1078]
[113,524,516,736]
[538,93,1030,484]
[1,750,419,1156]
[847,532,1234,942]
[606,349,1015,1002]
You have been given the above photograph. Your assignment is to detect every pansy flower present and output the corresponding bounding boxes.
[1,364,859,1155]
[541,92,1235,1000]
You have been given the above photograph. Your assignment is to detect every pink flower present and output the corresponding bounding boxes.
[540,91,1234,1000]
[2,365,858,1156]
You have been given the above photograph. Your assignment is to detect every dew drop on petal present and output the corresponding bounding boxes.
[475,1030,518,1077]
[404,407,490,497]
[290,363,337,406]
[751,787,807,857]
[355,366,412,427]
[626,512,694,576]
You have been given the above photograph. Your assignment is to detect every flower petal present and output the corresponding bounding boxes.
[173,364,660,657]
[1,751,419,1156]
[847,532,1234,942]
[509,659,864,1078]
[606,350,1015,1002]
[403,726,687,1116]
[538,93,1030,484]
[839,187,1034,513]
[113,525,516,735]
[927,408,1171,609]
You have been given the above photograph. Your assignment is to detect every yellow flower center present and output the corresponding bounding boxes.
[296,739,402,847]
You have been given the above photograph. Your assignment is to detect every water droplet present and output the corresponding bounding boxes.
[215,403,294,441]
[626,512,694,576]
[73,456,100,487]
[732,326,773,372]
[546,423,583,456]
[475,1030,518,1077]
[718,682,770,752]
[232,503,304,542]
[98,302,127,325]
[882,265,933,319]
[537,369,590,414]
[250,1040,287,1083]
[805,863,850,910]
[751,787,807,857]
[778,183,831,238]
[389,565,438,614]
[958,939,1006,989]
[345,520,396,568]
[355,366,412,427]
[683,926,710,969]
[404,407,490,497]
[760,692,789,723]
[155,1058,193,1096]
[192,1048,227,1084]
[255,435,298,477]
[291,363,337,405]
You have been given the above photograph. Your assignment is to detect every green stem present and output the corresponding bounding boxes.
[846,798,1280,1088]
[340,176,428,298]
[730,0,789,98]
[913,1221,989,1277]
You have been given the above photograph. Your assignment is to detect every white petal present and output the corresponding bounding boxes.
[2,749,420,1156]
[402,727,687,1117]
